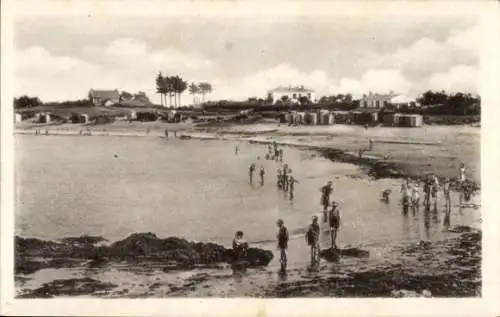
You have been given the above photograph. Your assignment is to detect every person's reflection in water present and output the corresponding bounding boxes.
[278,269,288,282]
[432,202,439,225]
[232,269,244,284]
[402,206,411,239]
[443,210,451,231]
[423,203,431,240]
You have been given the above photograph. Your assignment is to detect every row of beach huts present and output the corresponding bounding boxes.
[280,109,423,127]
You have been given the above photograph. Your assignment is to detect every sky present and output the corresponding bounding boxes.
[13,15,480,104]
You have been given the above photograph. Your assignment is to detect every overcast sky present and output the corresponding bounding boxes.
[14,15,480,104]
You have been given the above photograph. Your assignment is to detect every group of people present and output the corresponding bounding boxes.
[394,163,468,214]
[232,177,340,271]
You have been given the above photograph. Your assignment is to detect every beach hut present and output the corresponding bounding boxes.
[296,112,306,124]
[318,110,334,125]
[305,111,318,125]
[350,108,379,125]
[380,111,396,126]
[14,113,22,123]
[332,111,350,124]
[394,114,423,127]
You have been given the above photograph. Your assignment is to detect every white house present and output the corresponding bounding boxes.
[267,86,316,105]
[360,91,397,109]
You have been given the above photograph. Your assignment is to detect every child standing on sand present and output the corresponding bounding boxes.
[276,219,289,271]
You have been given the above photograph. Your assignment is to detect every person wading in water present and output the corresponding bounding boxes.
[320,181,334,222]
[232,231,248,262]
[328,201,340,249]
[249,162,256,185]
[288,175,299,200]
[259,165,266,186]
[276,219,289,271]
[306,216,321,267]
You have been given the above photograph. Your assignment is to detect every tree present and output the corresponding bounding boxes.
[188,82,199,105]
[197,82,213,103]
[14,95,42,109]
[155,72,166,107]
[120,91,133,101]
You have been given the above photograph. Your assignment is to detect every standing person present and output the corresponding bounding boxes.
[400,179,411,209]
[282,163,289,191]
[431,175,440,206]
[268,144,273,159]
[288,175,299,200]
[458,163,466,205]
[259,165,266,186]
[276,168,283,189]
[368,138,374,151]
[443,177,452,213]
[276,219,289,271]
[279,148,284,163]
[232,231,248,262]
[328,201,340,249]
[320,181,334,222]
[164,128,169,138]
[249,162,256,185]
[411,182,420,208]
[234,144,240,155]
[305,216,321,267]
[423,177,432,206]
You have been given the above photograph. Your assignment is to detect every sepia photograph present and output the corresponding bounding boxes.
[1,0,500,316]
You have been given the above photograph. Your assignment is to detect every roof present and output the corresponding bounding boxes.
[268,86,315,93]
[361,92,398,100]
[89,89,120,99]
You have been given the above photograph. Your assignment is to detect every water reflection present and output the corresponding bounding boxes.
[423,204,431,240]
[443,212,451,231]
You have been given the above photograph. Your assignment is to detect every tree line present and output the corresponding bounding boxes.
[155,73,213,108]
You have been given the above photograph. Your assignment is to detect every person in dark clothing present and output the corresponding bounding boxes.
[249,162,256,184]
[306,216,321,266]
[328,201,340,249]
[320,181,334,222]
[259,165,266,186]
[288,175,299,200]
[232,231,248,261]
[276,219,289,270]
[423,178,432,206]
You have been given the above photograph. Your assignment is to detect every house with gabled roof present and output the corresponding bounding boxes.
[88,89,120,106]
[267,85,316,105]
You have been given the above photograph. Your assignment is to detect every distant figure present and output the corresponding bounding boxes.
[383,154,390,160]
[279,148,284,162]
[423,178,432,206]
[364,124,369,130]
[459,163,466,184]
[174,131,177,138]
[443,178,452,213]
[113,154,118,158]
[358,148,364,158]
[276,219,289,271]
[249,162,256,184]
[381,189,392,202]
[305,216,321,267]
[164,129,169,138]
[368,138,374,151]
[234,144,240,155]
[259,165,266,186]
[288,175,299,200]
[146,127,150,135]
[320,181,334,222]
[45,129,49,135]
[232,231,248,262]
[411,183,420,208]
[400,179,411,208]
[282,163,289,191]
[431,175,440,205]
[276,168,283,189]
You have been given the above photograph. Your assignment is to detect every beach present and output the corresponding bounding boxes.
[14,122,481,297]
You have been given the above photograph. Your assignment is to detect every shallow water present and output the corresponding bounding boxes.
[15,134,480,271]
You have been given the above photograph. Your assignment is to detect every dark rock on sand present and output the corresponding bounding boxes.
[320,247,370,262]
[448,225,474,233]
[18,277,117,298]
[15,232,273,275]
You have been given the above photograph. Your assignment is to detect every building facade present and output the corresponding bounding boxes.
[88,89,120,106]
[360,91,397,109]
[267,86,316,105]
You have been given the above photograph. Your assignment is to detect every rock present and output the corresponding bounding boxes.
[319,248,340,262]
[391,289,420,298]
[320,247,369,262]
[340,248,370,258]
[18,278,117,298]
[448,226,474,233]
